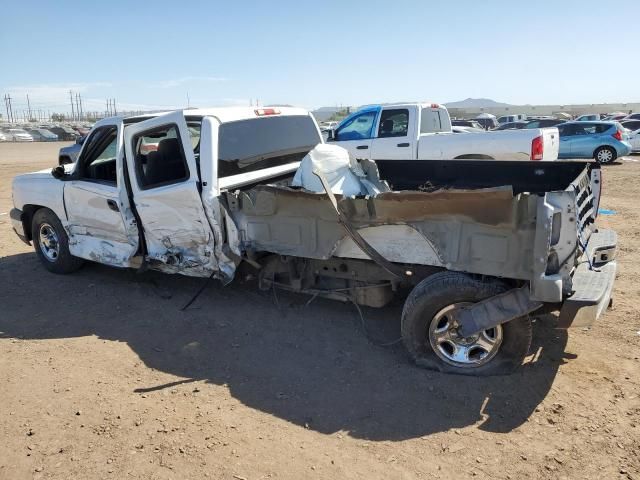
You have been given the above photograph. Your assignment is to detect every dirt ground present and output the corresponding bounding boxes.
[0,142,638,480]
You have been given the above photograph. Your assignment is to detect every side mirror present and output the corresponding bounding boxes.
[51,165,68,180]
[326,129,335,141]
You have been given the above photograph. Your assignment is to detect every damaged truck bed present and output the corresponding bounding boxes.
[11,108,618,375]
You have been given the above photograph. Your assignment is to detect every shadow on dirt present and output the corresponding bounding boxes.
[0,253,571,441]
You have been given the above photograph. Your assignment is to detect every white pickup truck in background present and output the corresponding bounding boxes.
[327,103,559,161]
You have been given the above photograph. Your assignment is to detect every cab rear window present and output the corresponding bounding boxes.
[218,115,321,177]
[420,109,451,134]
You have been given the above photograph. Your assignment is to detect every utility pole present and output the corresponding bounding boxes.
[5,94,15,123]
[26,94,32,121]
[187,92,190,108]
[3,95,9,123]
[70,90,75,121]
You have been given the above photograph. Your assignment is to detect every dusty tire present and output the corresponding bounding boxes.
[594,146,616,164]
[401,272,532,376]
[31,208,84,274]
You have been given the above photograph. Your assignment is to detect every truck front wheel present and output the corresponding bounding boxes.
[32,208,84,274]
[401,272,532,376]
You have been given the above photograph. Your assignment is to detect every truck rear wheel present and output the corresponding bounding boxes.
[401,272,532,376]
[32,208,84,274]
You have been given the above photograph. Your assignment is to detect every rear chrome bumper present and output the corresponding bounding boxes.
[558,229,617,328]
[10,208,29,244]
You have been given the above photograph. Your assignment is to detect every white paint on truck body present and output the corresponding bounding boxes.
[333,224,444,266]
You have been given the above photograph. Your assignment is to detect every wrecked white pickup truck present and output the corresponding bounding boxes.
[11,107,617,375]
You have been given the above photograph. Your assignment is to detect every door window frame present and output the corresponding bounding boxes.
[131,123,191,191]
[74,126,119,186]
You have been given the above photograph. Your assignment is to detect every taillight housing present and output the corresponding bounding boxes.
[612,130,623,141]
[255,108,280,116]
[531,135,544,160]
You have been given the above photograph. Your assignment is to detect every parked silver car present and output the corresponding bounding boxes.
[58,136,85,164]
[3,128,34,142]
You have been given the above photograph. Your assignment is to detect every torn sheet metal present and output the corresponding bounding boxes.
[311,163,408,279]
[452,285,543,337]
[200,191,238,283]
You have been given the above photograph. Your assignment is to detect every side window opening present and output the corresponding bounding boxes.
[420,108,449,133]
[78,127,118,185]
[377,109,409,138]
[132,124,189,189]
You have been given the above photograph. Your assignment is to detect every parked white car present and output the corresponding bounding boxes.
[576,114,601,122]
[497,114,527,124]
[319,121,338,131]
[328,103,559,162]
[627,128,640,152]
[4,128,34,142]
[0,131,8,142]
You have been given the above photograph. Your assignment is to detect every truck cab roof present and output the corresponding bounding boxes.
[94,106,313,129]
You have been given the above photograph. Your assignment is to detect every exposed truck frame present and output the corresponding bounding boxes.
[10,108,617,375]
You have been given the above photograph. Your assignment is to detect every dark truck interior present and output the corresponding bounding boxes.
[375,159,596,194]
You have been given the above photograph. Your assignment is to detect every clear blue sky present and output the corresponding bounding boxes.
[1,0,638,114]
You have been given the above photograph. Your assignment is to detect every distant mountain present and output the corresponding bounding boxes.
[444,98,512,108]
[313,106,345,112]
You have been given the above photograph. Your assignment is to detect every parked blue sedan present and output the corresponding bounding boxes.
[557,121,631,163]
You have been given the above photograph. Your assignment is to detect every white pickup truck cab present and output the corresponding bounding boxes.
[10,107,617,376]
[328,103,559,161]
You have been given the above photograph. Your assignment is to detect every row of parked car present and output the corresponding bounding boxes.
[450,113,640,163]
[0,123,93,142]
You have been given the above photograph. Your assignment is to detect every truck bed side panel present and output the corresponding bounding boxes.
[227,185,539,281]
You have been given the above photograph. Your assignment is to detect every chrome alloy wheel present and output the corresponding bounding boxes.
[428,303,503,368]
[38,222,60,262]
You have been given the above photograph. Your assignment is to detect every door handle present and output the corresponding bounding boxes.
[106,199,120,212]
[356,145,368,150]
[397,142,410,147]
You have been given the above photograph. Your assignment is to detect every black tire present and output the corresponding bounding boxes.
[594,146,616,164]
[401,271,532,376]
[31,208,84,274]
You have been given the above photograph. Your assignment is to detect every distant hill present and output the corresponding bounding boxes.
[444,98,512,108]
